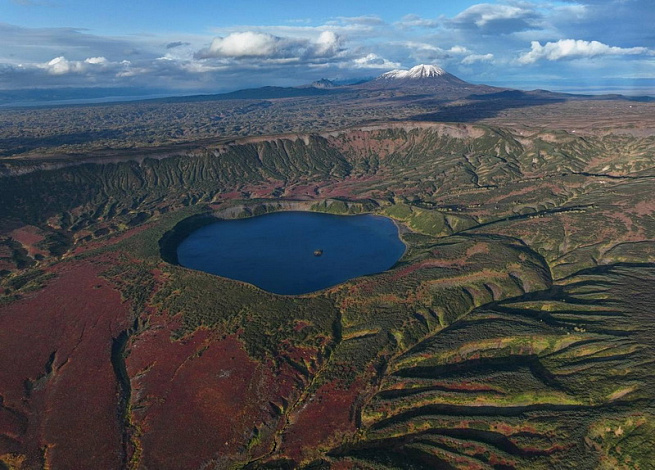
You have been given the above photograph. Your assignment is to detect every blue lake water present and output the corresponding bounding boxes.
[177,211,405,295]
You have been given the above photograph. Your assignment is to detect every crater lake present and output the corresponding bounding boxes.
[176,211,405,295]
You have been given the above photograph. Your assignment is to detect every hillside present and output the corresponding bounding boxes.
[1,115,654,469]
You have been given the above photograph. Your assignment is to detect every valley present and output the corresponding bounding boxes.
[1,67,654,469]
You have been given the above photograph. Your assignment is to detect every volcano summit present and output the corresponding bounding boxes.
[354,63,501,97]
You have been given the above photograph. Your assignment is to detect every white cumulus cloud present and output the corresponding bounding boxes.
[462,53,494,65]
[84,56,109,65]
[42,56,83,75]
[201,31,280,58]
[196,30,341,60]
[352,53,400,69]
[313,31,340,57]
[37,55,132,76]
[518,39,649,64]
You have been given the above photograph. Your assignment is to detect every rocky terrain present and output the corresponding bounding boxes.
[1,70,654,469]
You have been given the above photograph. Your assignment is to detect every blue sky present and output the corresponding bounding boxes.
[2,1,483,33]
[1,0,653,94]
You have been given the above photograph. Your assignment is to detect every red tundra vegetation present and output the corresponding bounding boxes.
[0,256,132,468]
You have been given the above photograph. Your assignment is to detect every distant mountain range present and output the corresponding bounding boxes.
[152,64,551,104]
[1,65,653,107]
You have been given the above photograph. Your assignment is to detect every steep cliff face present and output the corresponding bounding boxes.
[1,122,653,256]
[0,135,346,223]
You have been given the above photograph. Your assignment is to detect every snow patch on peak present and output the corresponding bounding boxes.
[407,64,447,78]
[378,64,447,80]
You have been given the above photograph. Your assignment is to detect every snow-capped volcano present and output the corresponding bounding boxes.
[378,64,447,80]
[354,63,502,97]
[370,64,469,88]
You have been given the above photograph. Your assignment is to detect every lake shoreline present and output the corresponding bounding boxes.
[173,210,406,295]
